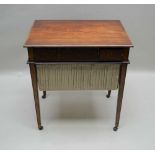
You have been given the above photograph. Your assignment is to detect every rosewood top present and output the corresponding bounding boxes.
[24,20,133,48]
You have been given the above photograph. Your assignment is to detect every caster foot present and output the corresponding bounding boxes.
[42,91,46,99]
[42,95,46,99]
[113,126,118,131]
[106,94,110,98]
[106,90,111,98]
[39,126,44,130]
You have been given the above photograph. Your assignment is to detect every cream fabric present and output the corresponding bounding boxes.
[36,64,120,90]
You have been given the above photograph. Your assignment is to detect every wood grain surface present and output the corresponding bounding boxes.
[24,20,133,47]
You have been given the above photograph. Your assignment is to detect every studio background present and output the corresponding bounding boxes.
[0,4,155,150]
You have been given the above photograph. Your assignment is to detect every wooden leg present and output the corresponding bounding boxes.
[29,64,43,130]
[42,91,46,99]
[106,90,111,98]
[113,63,128,131]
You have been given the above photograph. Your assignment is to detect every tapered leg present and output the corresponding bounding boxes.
[42,91,46,99]
[106,90,111,98]
[29,63,43,130]
[113,63,128,131]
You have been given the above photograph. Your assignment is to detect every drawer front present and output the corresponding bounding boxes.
[29,47,99,62]
[57,48,99,61]
[31,48,58,61]
[28,47,129,62]
[99,48,129,61]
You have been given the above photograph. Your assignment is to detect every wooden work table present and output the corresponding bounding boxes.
[24,20,133,131]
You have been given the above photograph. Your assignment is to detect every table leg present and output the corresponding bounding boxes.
[29,63,43,130]
[113,63,127,131]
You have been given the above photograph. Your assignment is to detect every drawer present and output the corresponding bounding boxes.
[29,47,99,62]
[57,48,99,61]
[99,48,129,61]
[28,47,129,62]
[30,48,58,61]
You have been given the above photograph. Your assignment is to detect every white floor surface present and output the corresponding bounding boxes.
[0,70,155,149]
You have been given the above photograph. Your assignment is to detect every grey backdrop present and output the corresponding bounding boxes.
[0,4,155,72]
[1,5,155,150]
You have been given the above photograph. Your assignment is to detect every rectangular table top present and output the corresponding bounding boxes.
[24,20,133,48]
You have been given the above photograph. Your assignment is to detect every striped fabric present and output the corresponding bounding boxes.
[36,64,120,90]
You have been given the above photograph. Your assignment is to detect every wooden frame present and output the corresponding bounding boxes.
[28,57,129,131]
[24,20,133,131]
